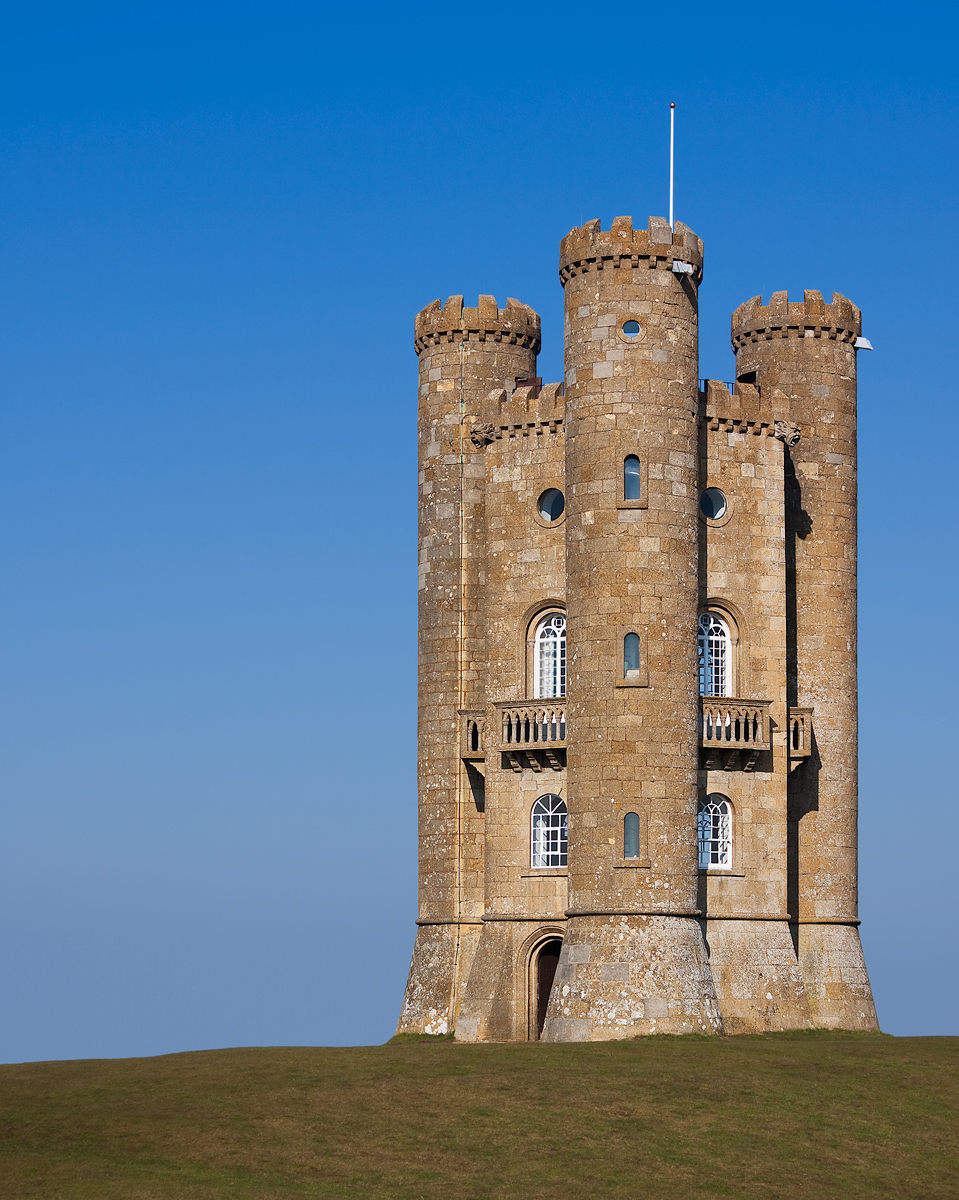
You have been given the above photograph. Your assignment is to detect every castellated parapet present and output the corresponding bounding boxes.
[414,295,541,353]
[397,220,879,1042]
[559,215,704,283]
[731,291,861,348]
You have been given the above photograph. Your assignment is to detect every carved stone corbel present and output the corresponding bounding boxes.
[469,422,496,449]
[774,420,801,447]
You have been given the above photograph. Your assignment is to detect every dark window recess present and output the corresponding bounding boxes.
[700,488,728,521]
[736,371,757,384]
[538,489,565,522]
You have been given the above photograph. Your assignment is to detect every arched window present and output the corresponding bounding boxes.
[624,455,641,501]
[531,794,568,868]
[534,613,566,698]
[623,632,640,677]
[698,613,731,696]
[624,812,640,859]
[698,795,732,869]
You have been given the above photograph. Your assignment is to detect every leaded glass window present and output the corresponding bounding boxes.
[535,614,566,698]
[698,796,732,869]
[531,794,568,868]
[698,613,730,697]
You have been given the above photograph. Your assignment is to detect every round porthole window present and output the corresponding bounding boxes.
[700,488,728,521]
[538,488,565,522]
[622,320,641,337]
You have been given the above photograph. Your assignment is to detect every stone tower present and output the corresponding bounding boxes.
[402,296,540,1035]
[397,218,878,1041]
[731,292,875,1029]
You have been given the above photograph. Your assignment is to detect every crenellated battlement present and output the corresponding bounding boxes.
[699,379,780,437]
[731,291,861,349]
[492,381,565,436]
[559,215,704,284]
[414,295,541,355]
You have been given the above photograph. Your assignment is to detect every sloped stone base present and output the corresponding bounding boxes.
[396,922,481,1037]
[797,923,879,1030]
[541,914,723,1041]
[456,919,566,1042]
[705,919,813,1033]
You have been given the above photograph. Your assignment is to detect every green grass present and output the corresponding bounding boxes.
[0,1032,956,1198]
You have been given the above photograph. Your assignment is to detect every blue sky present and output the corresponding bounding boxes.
[0,1,955,1061]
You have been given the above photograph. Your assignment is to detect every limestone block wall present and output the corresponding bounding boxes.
[699,383,812,1031]
[457,384,569,1042]
[482,389,567,920]
[701,384,789,921]
[732,292,877,1030]
[397,296,540,1036]
[542,216,721,1040]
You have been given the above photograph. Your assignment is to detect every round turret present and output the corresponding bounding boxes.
[731,288,873,1029]
[731,289,859,349]
[414,295,541,357]
[543,216,722,1042]
[559,214,704,284]
[399,293,541,1038]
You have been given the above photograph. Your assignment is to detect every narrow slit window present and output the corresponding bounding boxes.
[624,632,640,677]
[624,455,641,501]
[624,812,640,859]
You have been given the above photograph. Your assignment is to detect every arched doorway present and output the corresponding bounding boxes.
[531,938,563,1040]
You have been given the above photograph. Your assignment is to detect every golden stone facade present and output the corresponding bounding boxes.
[397,216,878,1041]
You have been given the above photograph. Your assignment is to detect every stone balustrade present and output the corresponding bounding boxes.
[495,700,566,772]
[497,701,567,750]
[787,707,813,761]
[700,698,771,771]
[700,698,771,750]
[458,710,486,760]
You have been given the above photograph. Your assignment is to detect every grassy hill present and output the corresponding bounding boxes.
[0,1031,956,1198]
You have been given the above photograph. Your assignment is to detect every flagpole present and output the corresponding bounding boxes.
[669,102,675,230]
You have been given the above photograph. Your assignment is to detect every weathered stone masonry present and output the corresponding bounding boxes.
[396,217,878,1041]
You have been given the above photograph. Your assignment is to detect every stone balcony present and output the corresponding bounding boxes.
[786,707,813,766]
[459,698,812,775]
[700,698,772,771]
[458,709,486,761]
[496,700,566,772]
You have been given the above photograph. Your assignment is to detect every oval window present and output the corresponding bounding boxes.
[622,320,640,337]
[700,488,728,521]
[538,488,565,522]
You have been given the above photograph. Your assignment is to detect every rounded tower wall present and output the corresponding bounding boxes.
[399,293,540,1037]
[560,216,703,919]
[415,295,539,923]
[732,290,860,926]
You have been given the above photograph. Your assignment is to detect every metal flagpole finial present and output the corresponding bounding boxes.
[669,102,676,231]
